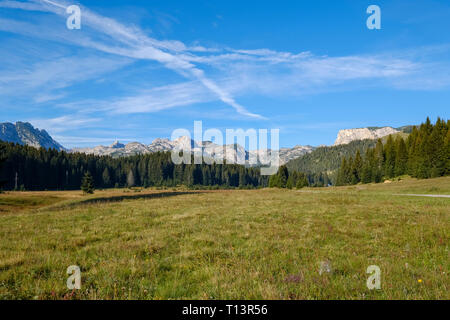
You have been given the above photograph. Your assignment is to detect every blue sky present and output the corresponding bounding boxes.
[0,0,449,148]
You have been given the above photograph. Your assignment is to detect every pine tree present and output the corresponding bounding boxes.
[351,150,363,184]
[268,174,279,188]
[394,137,408,176]
[81,171,95,194]
[429,118,446,177]
[278,165,289,188]
[416,134,429,179]
[384,135,396,178]
[295,173,309,189]
[445,129,450,175]
[286,175,294,189]
[361,162,372,184]
[361,148,374,184]
[406,126,418,175]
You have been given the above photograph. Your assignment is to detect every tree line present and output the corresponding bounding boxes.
[286,139,379,185]
[0,143,6,190]
[0,142,270,190]
[269,165,314,189]
[336,117,449,186]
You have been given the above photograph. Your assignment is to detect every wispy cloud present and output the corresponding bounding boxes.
[1,0,450,137]
[28,114,101,133]
[0,55,132,93]
[3,0,264,119]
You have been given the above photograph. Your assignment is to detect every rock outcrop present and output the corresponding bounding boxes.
[334,127,399,146]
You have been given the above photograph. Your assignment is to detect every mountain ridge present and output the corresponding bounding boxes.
[0,121,414,165]
[334,127,400,146]
[72,136,315,165]
[0,121,65,151]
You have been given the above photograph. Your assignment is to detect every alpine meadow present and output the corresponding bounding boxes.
[0,0,449,306]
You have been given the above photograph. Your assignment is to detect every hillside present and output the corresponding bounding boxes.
[286,139,379,182]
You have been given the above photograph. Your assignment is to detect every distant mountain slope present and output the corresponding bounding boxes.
[71,136,198,157]
[73,137,314,165]
[286,139,379,180]
[287,125,413,183]
[0,122,65,151]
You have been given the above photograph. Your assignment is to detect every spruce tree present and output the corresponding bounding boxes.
[361,161,372,184]
[416,134,429,179]
[351,150,363,184]
[295,173,309,189]
[384,135,396,178]
[394,137,408,176]
[406,126,419,175]
[81,172,95,194]
[445,129,450,175]
[269,174,279,188]
[429,118,446,177]
[278,165,289,188]
[286,176,294,189]
[361,149,374,184]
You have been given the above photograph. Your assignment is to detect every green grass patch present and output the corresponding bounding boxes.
[0,177,448,299]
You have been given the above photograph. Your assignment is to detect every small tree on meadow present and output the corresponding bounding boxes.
[81,172,95,194]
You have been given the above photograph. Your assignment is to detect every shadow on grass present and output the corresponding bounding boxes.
[48,191,202,211]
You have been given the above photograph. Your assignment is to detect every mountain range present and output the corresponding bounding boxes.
[0,122,64,151]
[0,121,412,165]
[72,136,314,165]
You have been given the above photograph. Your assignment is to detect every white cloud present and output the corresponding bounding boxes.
[12,0,264,119]
[0,55,132,92]
[1,0,450,128]
[28,114,101,133]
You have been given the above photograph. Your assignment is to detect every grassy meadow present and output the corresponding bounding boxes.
[0,177,449,300]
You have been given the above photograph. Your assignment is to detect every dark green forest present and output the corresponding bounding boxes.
[0,143,270,190]
[336,118,450,186]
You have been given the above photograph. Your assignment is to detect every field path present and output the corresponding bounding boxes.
[396,194,450,198]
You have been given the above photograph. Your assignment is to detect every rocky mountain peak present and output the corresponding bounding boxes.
[334,127,399,146]
[0,121,65,151]
[110,140,125,149]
